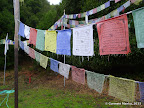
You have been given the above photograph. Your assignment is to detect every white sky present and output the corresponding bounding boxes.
[47,0,61,5]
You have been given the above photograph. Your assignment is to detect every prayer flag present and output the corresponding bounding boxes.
[97,14,131,55]
[40,54,48,69]
[59,62,71,79]
[19,41,24,50]
[18,22,25,38]
[4,35,9,55]
[71,66,85,85]
[50,58,59,73]
[29,28,37,46]
[24,25,30,39]
[24,45,29,54]
[36,30,45,51]
[109,76,135,102]
[56,29,71,55]
[29,47,35,59]
[132,7,144,48]
[115,0,121,3]
[45,31,57,53]
[139,82,144,102]
[86,71,105,93]
[35,51,40,63]
[73,25,94,56]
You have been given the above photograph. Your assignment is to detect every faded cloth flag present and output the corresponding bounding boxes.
[139,82,144,102]
[59,62,71,79]
[40,54,48,69]
[45,31,57,53]
[24,25,30,39]
[86,71,105,93]
[109,75,135,102]
[132,7,144,48]
[29,47,35,59]
[24,45,29,54]
[20,41,24,50]
[97,14,131,55]
[50,58,59,73]
[56,29,71,55]
[35,51,40,63]
[115,0,121,3]
[36,30,45,51]
[18,22,25,38]
[71,66,85,85]
[73,25,94,56]
[29,28,37,46]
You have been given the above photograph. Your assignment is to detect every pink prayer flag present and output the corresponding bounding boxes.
[115,0,121,3]
[29,47,35,59]
[71,66,85,85]
[78,14,81,18]
[93,8,97,14]
[97,14,131,55]
[29,28,37,46]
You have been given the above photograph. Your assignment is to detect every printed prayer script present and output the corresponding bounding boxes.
[97,14,131,55]
[73,25,94,56]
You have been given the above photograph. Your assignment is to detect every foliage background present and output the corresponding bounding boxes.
[0,0,144,80]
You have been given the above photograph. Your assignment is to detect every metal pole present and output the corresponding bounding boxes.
[14,0,20,108]
[64,9,66,87]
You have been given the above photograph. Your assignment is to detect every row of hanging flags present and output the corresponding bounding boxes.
[19,39,144,103]
[18,7,144,56]
[16,0,144,103]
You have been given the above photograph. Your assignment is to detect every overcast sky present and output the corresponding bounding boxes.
[47,0,61,5]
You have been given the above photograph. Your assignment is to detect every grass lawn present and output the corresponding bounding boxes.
[0,65,143,108]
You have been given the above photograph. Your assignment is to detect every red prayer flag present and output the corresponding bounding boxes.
[71,66,85,85]
[97,14,131,55]
[29,28,37,46]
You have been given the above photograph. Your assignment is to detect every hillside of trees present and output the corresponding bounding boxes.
[0,0,144,80]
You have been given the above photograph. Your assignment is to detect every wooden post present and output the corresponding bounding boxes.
[13,0,20,108]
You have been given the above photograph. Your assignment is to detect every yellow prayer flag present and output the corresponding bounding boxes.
[45,31,57,53]
[109,75,135,102]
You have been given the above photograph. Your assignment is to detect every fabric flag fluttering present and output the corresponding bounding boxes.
[73,25,94,56]
[138,82,144,102]
[108,75,135,102]
[86,71,105,93]
[132,7,144,48]
[29,28,37,46]
[59,62,71,79]
[36,30,45,51]
[45,31,57,53]
[29,47,35,59]
[40,54,48,69]
[18,22,25,38]
[24,45,29,54]
[71,66,85,85]
[115,0,121,3]
[56,29,71,55]
[19,40,24,50]
[4,34,9,55]
[24,25,30,39]
[97,14,131,55]
[35,51,41,63]
[50,58,59,73]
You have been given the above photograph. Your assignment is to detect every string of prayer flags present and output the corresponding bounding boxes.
[50,58,59,73]
[132,7,144,48]
[108,75,135,102]
[35,51,41,63]
[18,22,25,38]
[29,47,35,59]
[71,66,85,85]
[36,30,45,51]
[24,25,30,39]
[59,62,71,79]
[24,45,29,54]
[73,25,94,56]
[40,54,48,69]
[138,82,144,102]
[56,29,71,55]
[86,71,105,93]
[45,31,57,53]
[29,28,37,46]
[97,14,131,55]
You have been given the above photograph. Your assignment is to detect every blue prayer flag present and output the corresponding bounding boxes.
[18,22,25,37]
[105,1,110,8]
[56,29,71,55]
[50,58,59,73]
[139,82,144,102]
